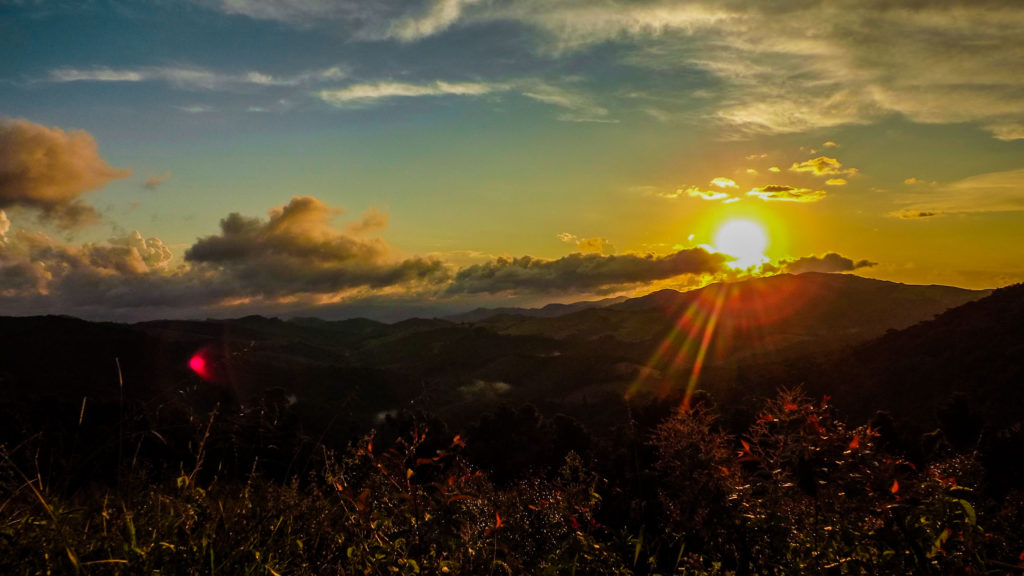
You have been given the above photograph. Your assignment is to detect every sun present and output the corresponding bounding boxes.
[714,219,769,269]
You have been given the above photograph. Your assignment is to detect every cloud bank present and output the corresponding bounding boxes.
[447,249,728,295]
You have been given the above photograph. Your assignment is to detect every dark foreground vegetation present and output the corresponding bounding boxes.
[3,386,1023,575]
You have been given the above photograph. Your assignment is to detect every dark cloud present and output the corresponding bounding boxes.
[771,252,877,275]
[447,248,728,294]
[185,196,449,297]
[0,118,130,228]
[891,209,944,220]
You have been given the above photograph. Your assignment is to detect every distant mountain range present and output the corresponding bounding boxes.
[0,272,1007,448]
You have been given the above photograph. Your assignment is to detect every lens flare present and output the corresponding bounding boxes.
[188,352,211,380]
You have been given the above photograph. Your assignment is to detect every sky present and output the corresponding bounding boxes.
[1,0,1023,321]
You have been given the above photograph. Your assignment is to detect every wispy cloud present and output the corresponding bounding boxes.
[387,0,478,42]
[48,65,346,91]
[201,2,1024,138]
[518,81,614,123]
[317,80,503,106]
[891,168,1024,216]
[316,77,614,122]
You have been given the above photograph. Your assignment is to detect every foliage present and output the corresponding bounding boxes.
[2,388,1021,575]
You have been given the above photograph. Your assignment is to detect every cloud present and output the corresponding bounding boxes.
[517,81,614,123]
[345,208,389,235]
[685,186,733,201]
[49,65,346,91]
[823,141,839,148]
[479,2,1024,139]
[175,105,215,114]
[0,226,192,307]
[447,248,728,295]
[557,233,613,254]
[108,232,174,269]
[387,0,478,42]
[790,156,857,177]
[891,168,1024,216]
[0,210,9,243]
[185,196,449,297]
[317,77,613,122]
[890,209,944,220]
[317,80,504,106]
[774,253,877,275]
[196,1,1024,139]
[747,185,826,203]
[0,118,130,228]
[768,166,781,173]
[710,177,737,189]
[143,171,171,190]
[825,178,847,186]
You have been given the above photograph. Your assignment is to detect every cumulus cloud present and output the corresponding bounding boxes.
[790,156,857,177]
[185,196,449,297]
[825,178,847,186]
[773,253,877,275]
[446,248,728,295]
[0,226,196,309]
[144,171,171,190]
[747,184,826,203]
[109,232,174,269]
[0,118,130,228]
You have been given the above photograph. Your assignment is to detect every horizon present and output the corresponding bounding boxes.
[0,271,999,325]
[2,1,1023,322]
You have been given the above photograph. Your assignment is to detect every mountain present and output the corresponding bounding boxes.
[444,295,628,323]
[0,273,993,449]
[469,273,988,360]
[810,282,1024,428]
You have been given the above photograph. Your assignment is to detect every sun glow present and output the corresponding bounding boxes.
[714,219,769,269]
